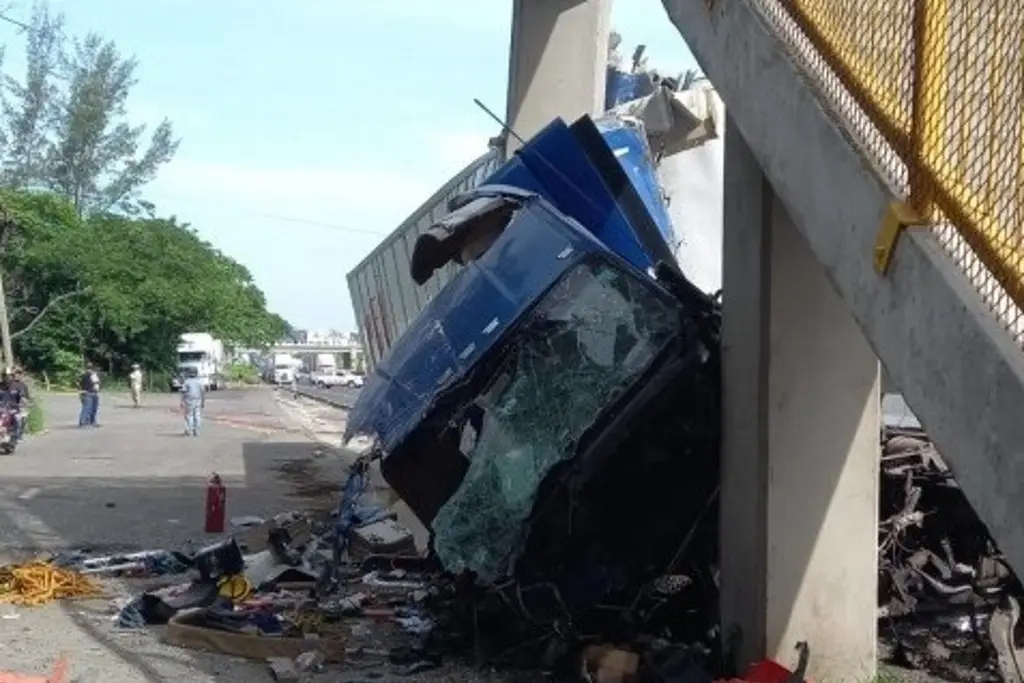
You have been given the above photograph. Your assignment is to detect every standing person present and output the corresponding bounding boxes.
[78,363,100,428]
[180,367,205,437]
[6,367,30,443]
[128,363,143,408]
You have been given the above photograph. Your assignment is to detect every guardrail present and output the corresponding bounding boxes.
[759,0,1024,341]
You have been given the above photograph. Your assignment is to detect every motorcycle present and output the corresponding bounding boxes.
[0,407,18,454]
[0,392,21,454]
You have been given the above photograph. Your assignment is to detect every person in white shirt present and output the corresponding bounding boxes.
[129,363,143,408]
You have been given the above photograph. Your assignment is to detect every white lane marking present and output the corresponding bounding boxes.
[17,487,40,500]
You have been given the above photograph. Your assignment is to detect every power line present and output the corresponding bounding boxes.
[140,184,394,237]
[254,212,390,237]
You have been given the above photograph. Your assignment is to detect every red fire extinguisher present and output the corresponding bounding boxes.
[205,473,226,533]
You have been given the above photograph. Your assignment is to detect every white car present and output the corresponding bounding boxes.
[314,370,364,389]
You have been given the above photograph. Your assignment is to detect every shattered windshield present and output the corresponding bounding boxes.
[431,258,680,583]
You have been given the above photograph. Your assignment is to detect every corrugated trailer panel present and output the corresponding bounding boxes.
[348,149,503,370]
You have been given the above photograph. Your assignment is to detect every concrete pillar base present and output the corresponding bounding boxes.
[719,117,879,682]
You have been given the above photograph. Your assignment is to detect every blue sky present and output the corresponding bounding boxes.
[0,1,697,332]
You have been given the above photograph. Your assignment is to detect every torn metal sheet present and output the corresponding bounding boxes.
[409,186,534,286]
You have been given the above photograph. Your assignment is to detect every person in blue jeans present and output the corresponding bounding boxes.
[180,367,206,437]
[78,364,100,428]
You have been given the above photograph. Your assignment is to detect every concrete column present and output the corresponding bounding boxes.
[505,0,611,153]
[720,117,879,682]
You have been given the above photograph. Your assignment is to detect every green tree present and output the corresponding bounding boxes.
[0,188,287,378]
[0,5,287,379]
[1,1,179,215]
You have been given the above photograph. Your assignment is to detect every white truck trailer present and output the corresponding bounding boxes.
[172,332,224,392]
[314,353,337,373]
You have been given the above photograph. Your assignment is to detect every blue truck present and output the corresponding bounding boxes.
[344,113,720,639]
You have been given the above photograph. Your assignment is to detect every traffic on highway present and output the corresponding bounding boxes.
[291,375,361,409]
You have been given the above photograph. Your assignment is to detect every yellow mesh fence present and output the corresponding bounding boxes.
[753,0,1024,340]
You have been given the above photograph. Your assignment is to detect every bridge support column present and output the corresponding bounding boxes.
[505,0,611,154]
[719,118,879,682]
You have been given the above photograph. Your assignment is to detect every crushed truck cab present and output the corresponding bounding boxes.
[345,115,721,628]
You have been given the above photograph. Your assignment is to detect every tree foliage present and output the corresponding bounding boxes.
[1,2,179,216]
[0,189,288,377]
[0,2,290,380]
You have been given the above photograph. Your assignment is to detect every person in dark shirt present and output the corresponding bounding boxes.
[78,364,100,427]
[6,368,29,442]
[8,368,30,405]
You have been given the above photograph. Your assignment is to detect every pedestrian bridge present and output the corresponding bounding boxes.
[656,0,1024,675]
[270,341,364,356]
[236,342,366,371]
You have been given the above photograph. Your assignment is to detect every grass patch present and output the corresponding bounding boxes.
[25,400,44,434]
[226,363,261,385]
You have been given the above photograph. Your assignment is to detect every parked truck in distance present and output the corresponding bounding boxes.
[266,353,300,385]
[314,353,337,373]
[171,332,224,392]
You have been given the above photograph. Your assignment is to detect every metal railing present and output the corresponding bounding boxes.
[757,0,1024,340]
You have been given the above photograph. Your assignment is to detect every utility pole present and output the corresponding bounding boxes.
[0,210,15,369]
[0,265,13,369]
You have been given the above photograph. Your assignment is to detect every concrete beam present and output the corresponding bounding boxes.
[661,0,1024,629]
[505,0,611,152]
[721,117,879,680]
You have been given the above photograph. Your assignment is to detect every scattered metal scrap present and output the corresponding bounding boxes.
[879,424,1022,681]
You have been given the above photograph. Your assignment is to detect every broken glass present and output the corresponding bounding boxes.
[431,258,680,583]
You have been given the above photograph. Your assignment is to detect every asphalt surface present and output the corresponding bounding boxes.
[0,387,355,682]
[293,382,360,408]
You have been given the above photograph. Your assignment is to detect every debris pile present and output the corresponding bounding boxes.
[879,423,1022,681]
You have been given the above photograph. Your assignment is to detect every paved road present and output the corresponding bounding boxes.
[0,388,353,557]
[295,382,360,408]
[0,387,355,682]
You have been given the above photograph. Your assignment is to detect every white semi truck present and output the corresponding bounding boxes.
[314,353,337,373]
[171,332,224,392]
[270,353,301,385]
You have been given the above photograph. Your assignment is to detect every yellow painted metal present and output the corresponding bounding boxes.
[764,0,1024,330]
[874,201,920,276]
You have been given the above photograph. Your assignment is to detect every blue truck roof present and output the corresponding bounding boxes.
[346,114,682,450]
[486,116,677,275]
[345,193,631,452]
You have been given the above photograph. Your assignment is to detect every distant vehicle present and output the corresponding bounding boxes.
[314,353,337,374]
[268,353,300,385]
[173,332,224,392]
[295,368,312,383]
[314,369,363,389]
[339,370,364,388]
